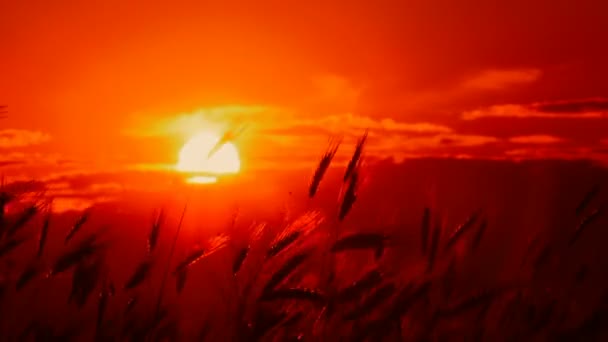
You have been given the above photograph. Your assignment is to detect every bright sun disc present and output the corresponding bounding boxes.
[176,132,241,178]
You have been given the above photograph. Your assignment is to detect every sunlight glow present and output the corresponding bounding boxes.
[187,176,218,184]
[176,132,241,175]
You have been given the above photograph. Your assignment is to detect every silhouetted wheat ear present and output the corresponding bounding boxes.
[174,247,205,274]
[95,280,114,338]
[576,184,600,215]
[154,204,187,319]
[439,287,509,318]
[331,232,387,254]
[124,296,138,316]
[520,234,541,268]
[175,268,187,294]
[344,129,368,182]
[421,207,431,256]
[339,165,360,220]
[233,245,250,275]
[343,283,396,320]
[37,210,51,259]
[65,209,91,244]
[336,269,383,303]
[259,287,326,304]
[7,204,38,237]
[124,258,153,290]
[69,257,103,308]
[471,218,487,251]
[51,233,104,276]
[148,208,163,254]
[250,309,288,340]
[570,207,603,246]
[309,137,341,198]
[267,230,301,258]
[533,243,553,276]
[444,210,481,252]
[262,250,311,295]
[427,220,442,273]
[16,261,41,291]
[387,280,432,319]
[0,236,26,258]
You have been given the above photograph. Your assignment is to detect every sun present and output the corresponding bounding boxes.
[176,132,241,177]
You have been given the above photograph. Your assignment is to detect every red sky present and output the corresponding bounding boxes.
[1,1,608,209]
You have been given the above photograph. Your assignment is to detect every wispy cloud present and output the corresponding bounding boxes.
[263,113,452,137]
[124,105,279,138]
[462,98,608,120]
[0,129,51,148]
[461,69,541,90]
[52,198,101,213]
[4,169,135,213]
[120,96,606,169]
[395,68,542,111]
[0,152,72,174]
[508,135,564,144]
[0,152,28,168]
[531,98,608,113]
[503,146,597,161]
[254,132,499,164]
[434,134,499,147]
[127,105,452,142]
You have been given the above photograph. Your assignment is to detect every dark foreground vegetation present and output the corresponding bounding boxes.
[0,136,607,341]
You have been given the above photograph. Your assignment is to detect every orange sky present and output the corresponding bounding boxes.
[1,1,608,188]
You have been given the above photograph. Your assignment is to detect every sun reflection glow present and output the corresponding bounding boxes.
[186,176,218,184]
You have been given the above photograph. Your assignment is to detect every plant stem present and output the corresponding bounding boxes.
[154,203,188,318]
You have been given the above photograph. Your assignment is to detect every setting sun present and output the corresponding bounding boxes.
[176,132,241,180]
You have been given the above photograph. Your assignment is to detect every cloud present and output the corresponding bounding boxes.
[508,135,564,144]
[0,129,51,148]
[2,179,46,195]
[138,107,506,168]
[0,152,80,177]
[531,98,608,114]
[462,98,608,120]
[243,113,464,166]
[263,113,452,138]
[503,146,595,161]
[53,198,102,213]
[253,132,498,166]
[500,144,608,166]
[0,157,26,167]
[126,105,451,143]
[393,68,542,111]
[4,169,134,212]
[435,134,499,147]
[380,133,496,150]
[124,105,279,138]
[0,160,24,167]
[120,100,603,169]
[0,178,117,214]
[461,69,542,90]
